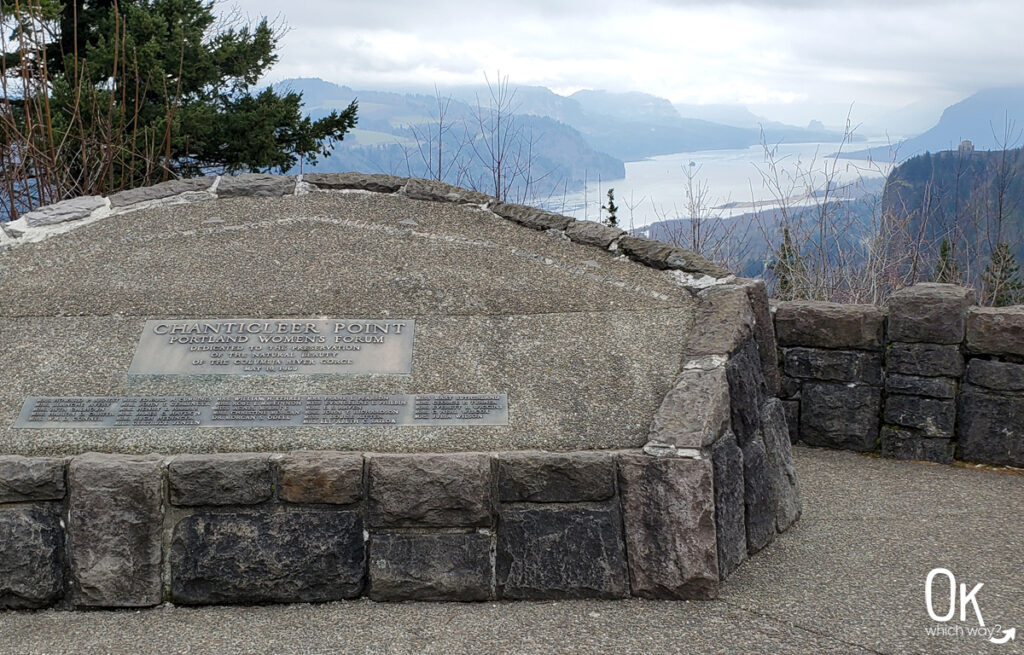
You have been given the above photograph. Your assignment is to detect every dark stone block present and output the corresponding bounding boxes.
[403,178,493,205]
[800,383,880,451]
[957,391,1024,467]
[497,451,614,502]
[617,236,731,277]
[68,453,163,607]
[368,454,492,528]
[966,359,1024,392]
[108,177,215,207]
[966,306,1024,358]
[279,451,363,504]
[0,506,63,609]
[743,279,782,397]
[887,342,964,378]
[302,172,407,193]
[884,394,956,439]
[783,347,882,384]
[490,202,573,231]
[774,301,886,350]
[781,375,802,400]
[0,456,66,503]
[171,510,364,605]
[369,533,491,601]
[617,454,719,598]
[497,503,628,599]
[741,435,777,555]
[761,399,801,532]
[880,428,955,464]
[887,283,974,344]
[781,400,800,443]
[216,173,295,197]
[564,220,625,248]
[711,432,746,580]
[169,453,272,506]
[727,339,767,446]
[885,374,957,399]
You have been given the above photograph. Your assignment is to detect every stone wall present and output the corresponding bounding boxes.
[1,439,794,609]
[775,283,1024,467]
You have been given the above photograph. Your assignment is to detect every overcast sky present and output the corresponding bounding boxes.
[231,0,1024,126]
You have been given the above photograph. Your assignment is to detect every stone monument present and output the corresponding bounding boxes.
[0,173,799,609]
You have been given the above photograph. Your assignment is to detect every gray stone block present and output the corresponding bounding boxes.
[966,359,1024,392]
[884,394,956,439]
[217,173,295,198]
[0,456,66,503]
[168,453,272,506]
[887,342,963,377]
[711,432,746,580]
[403,178,493,205]
[727,339,768,447]
[774,300,886,350]
[369,533,491,601]
[23,196,106,227]
[171,510,365,605]
[887,283,974,344]
[781,375,802,399]
[108,177,215,207]
[497,503,628,599]
[957,391,1024,467]
[800,383,880,451]
[781,400,800,443]
[880,428,955,464]
[783,347,882,384]
[967,306,1024,357]
[741,435,777,555]
[279,451,363,504]
[685,284,756,358]
[761,399,801,532]
[302,172,406,193]
[0,506,63,609]
[885,374,957,399]
[563,220,625,248]
[490,202,573,231]
[496,451,614,502]
[617,454,718,599]
[617,236,731,277]
[368,454,492,528]
[68,453,163,607]
[649,360,730,448]
[744,280,782,397]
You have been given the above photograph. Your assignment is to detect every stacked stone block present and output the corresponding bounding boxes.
[881,284,972,464]
[959,306,1024,467]
[773,300,886,452]
[2,446,762,610]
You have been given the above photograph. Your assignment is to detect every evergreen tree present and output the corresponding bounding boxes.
[931,239,962,284]
[1,0,356,209]
[768,226,806,300]
[982,242,1024,306]
[602,188,619,228]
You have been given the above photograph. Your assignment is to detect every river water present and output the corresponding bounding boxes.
[543,138,898,230]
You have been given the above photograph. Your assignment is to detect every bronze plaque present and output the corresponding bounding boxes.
[128,319,414,375]
[15,394,509,428]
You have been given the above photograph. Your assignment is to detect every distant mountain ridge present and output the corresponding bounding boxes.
[846,87,1024,162]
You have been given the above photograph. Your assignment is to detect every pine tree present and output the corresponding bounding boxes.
[602,188,619,228]
[982,242,1024,306]
[931,239,962,284]
[1,0,356,210]
[768,226,806,300]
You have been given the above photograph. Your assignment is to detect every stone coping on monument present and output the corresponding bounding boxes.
[0,174,764,456]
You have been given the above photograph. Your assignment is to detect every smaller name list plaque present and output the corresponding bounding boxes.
[128,319,414,375]
[14,394,508,428]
